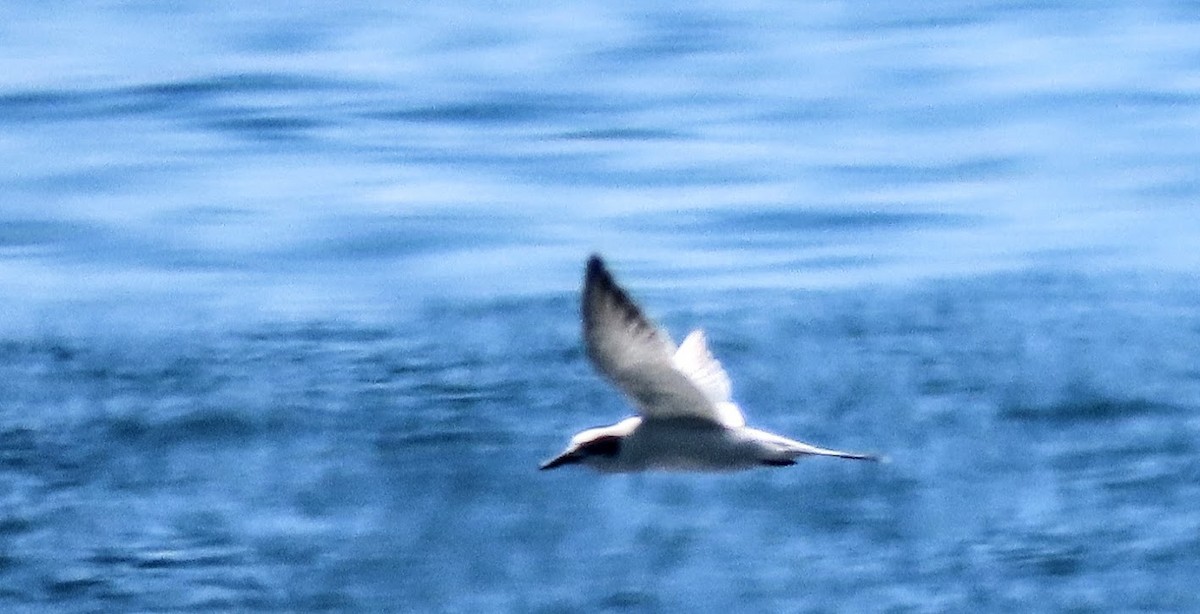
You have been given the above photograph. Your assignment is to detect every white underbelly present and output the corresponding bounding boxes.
[616,420,760,472]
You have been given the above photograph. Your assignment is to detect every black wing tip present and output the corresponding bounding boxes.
[585,253,607,280]
[583,253,633,311]
[581,253,657,340]
[583,253,616,298]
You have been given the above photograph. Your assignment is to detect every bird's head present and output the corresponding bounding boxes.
[539,419,637,471]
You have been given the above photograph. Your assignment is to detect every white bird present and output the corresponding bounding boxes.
[541,255,880,473]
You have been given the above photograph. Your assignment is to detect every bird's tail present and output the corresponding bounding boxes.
[790,441,882,462]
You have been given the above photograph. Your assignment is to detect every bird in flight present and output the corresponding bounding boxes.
[541,255,880,473]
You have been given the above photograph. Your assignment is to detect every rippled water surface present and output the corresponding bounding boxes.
[3,2,1200,611]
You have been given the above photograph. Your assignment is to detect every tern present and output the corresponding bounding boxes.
[541,255,880,473]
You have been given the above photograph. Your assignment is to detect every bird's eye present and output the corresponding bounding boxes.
[582,435,621,457]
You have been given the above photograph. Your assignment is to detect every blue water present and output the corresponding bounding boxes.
[3,1,1200,611]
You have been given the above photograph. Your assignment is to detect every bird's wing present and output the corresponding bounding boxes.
[583,255,737,426]
[673,330,745,427]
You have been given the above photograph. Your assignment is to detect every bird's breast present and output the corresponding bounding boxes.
[619,419,760,472]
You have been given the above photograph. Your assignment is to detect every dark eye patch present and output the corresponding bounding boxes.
[581,435,621,457]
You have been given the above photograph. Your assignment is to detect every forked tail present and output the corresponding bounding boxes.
[793,442,883,462]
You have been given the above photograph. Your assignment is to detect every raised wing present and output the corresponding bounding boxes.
[673,330,744,427]
[582,255,740,427]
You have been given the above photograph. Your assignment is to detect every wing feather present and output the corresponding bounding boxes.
[582,255,742,427]
[673,330,744,427]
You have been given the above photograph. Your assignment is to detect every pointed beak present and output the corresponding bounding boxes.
[539,449,581,470]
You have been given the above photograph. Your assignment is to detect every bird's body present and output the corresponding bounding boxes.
[541,255,879,473]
